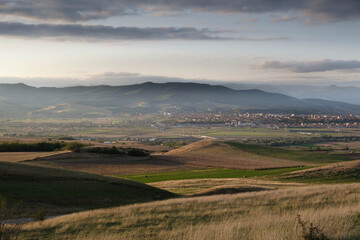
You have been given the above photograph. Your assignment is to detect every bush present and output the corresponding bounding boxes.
[58,136,75,140]
[126,148,150,157]
[87,146,123,154]
[297,214,329,240]
[62,142,86,152]
[32,209,47,222]
[0,198,20,240]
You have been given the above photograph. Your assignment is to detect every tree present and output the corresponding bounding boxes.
[0,198,20,240]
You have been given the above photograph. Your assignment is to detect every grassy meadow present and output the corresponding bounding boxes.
[0,136,359,239]
[275,160,360,184]
[226,142,351,164]
[160,140,314,170]
[18,183,360,240]
[149,178,304,195]
[118,167,309,184]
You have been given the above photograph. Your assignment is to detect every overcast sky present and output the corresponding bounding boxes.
[0,0,359,87]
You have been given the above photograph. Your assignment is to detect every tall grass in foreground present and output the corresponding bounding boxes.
[19,183,360,240]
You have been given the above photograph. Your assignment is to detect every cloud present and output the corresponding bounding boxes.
[0,21,224,41]
[246,18,260,23]
[0,21,289,42]
[256,59,360,73]
[92,72,141,78]
[271,15,297,23]
[0,0,359,23]
[238,37,289,41]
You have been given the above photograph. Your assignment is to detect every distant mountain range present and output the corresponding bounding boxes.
[0,82,360,118]
[224,83,360,105]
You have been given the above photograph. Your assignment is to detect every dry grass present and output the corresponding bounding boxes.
[25,152,200,175]
[0,151,68,163]
[159,140,310,170]
[276,159,360,183]
[19,183,360,240]
[0,137,50,143]
[150,178,304,195]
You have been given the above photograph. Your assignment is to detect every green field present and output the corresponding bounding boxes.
[154,126,359,138]
[118,167,310,183]
[0,161,175,217]
[69,127,159,136]
[226,142,351,164]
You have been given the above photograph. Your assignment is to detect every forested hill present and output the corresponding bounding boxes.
[0,82,359,117]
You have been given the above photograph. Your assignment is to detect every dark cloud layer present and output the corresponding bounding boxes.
[257,60,360,73]
[0,0,359,23]
[0,21,223,40]
[0,21,290,41]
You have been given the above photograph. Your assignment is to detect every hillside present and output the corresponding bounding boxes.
[1,82,360,117]
[24,151,201,175]
[18,183,360,240]
[226,83,360,105]
[0,161,175,217]
[276,159,360,183]
[159,140,310,169]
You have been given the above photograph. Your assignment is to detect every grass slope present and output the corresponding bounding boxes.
[161,140,309,170]
[26,151,200,175]
[0,151,66,163]
[276,160,360,183]
[149,178,303,195]
[19,183,360,240]
[0,161,175,217]
[226,142,351,164]
[118,167,309,184]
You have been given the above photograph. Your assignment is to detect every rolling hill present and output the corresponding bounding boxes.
[158,140,311,169]
[0,161,176,217]
[276,159,360,183]
[18,183,360,240]
[1,82,360,117]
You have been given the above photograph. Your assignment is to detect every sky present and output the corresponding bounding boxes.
[0,0,360,87]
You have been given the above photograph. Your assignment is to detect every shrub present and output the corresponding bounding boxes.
[0,198,20,240]
[58,136,75,140]
[62,142,86,152]
[32,209,47,222]
[126,148,150,157]
[87,146,123,154]
[297,214,329,240]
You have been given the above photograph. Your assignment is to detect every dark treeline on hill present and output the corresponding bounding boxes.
[0,142,68,152]
[85,146,150,156]
[0,82,360,118]
[0,142,150,156]
[0,142,89,152]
